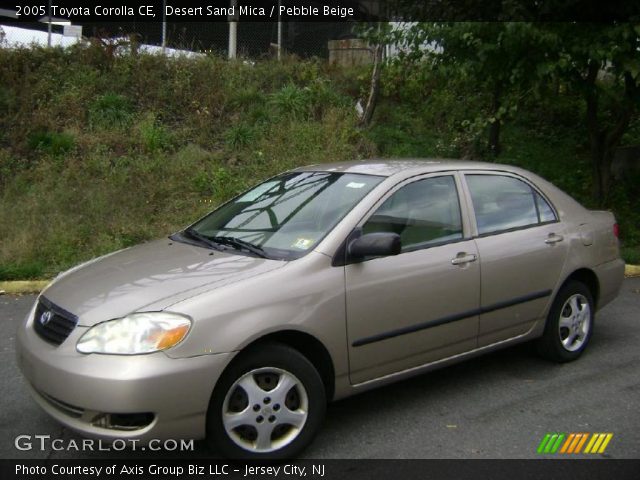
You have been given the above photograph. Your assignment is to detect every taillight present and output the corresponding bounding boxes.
[613,223,620,238]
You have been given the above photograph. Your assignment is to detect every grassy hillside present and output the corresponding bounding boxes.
[0,44,637,279]
[0,45,374,279]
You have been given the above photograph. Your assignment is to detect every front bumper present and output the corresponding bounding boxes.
[16,302,234,442]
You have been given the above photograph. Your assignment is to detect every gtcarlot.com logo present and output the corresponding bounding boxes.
[537,432,613,454]
[14,435,195,452]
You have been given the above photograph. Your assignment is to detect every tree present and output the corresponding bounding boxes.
[358,24,392,128]
[537,23,640,205]
[397,22,545,156]
[394,21,640,205]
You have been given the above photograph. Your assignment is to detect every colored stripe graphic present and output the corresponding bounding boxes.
[567,433,583,453]
[545,434,559,453]
[584,434,598,453]
[537,433,566,453]
[550,434,565,453]
[574,433,588,453]
[537,434,552,454]
[560,433,575,453]
[538,433,613,454]
[598,433,613,453]
[584,433,614,454]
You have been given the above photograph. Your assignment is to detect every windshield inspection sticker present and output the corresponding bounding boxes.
[292,238,313,250]
[346,182,366,189]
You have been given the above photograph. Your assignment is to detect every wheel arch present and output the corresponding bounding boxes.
[234,330,335,401]
[561,268,600,309]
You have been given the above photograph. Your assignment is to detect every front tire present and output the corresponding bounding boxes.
[537,280,594,363]
[207,343,326,459]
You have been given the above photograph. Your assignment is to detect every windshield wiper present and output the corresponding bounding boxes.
[182,228,223,251]
[209,236,269,258]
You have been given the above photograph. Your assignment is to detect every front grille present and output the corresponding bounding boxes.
[33,297,78,346]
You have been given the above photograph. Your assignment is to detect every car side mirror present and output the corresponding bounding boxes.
[349,232,401,260]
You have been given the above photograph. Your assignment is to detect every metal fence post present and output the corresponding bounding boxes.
[277,0,282,60]
[161,0,166,53]
[228,0,237,59]
[47,0,51,47]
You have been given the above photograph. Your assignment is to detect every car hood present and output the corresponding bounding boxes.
[41,238,286,326]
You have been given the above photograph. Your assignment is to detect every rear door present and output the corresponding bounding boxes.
[462,172,569,346]
[345,173,480,384]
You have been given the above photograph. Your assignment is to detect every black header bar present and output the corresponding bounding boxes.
[1,0,639,23]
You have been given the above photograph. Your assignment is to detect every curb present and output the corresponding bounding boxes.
[626,264,640,278]
[2,265,640,295]
[0,280,49,295]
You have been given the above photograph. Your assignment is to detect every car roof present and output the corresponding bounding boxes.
[293,158,524,178]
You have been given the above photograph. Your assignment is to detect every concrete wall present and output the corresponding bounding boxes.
[328,38,373,67]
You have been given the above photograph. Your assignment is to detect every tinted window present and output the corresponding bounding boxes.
[466,174,555,235]
[363,176,463,251]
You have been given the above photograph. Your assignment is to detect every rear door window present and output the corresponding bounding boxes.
[466,174,556,235]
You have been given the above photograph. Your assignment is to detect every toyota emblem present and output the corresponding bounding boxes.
[39,310,53,326]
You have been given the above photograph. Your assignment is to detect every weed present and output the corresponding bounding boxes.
[269,84,311,119]
[89,93,133,129]
[137,113,173,152]
[27,130,75,155]
[225,124,256,150]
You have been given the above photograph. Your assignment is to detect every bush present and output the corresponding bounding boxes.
[137,113,172,152]
[27,130,75,155]
[269,84,312,119]
[225,124,256,150]
[0,85,12,114]
[621,246,640,265]
[0,262,45,281]
[89,93,133,129]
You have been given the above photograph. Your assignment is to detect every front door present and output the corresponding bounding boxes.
[345,174,481,384]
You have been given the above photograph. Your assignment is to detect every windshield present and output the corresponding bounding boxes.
[186,171,383,260]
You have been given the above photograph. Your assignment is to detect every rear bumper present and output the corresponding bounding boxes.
[593,258,625,310]
[16,303,234,442]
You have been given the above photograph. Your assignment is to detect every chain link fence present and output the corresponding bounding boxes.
[1,20,356,59]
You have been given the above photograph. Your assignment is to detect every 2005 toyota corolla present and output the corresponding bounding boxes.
[16,159,624,458]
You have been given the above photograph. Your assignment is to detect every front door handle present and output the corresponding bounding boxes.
[451,253,478,265]
[545,233,564,245]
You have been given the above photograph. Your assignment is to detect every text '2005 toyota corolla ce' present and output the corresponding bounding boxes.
[16,159,624,458]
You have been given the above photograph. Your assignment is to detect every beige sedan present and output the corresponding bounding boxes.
[16,160,624,458]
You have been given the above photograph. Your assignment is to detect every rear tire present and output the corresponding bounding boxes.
[537,280,594,363]
[206,343,326,459]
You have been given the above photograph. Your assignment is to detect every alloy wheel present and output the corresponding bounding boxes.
[222,367,309,453]
[558,293,591,352]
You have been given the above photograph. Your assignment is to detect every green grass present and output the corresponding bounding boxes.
[89,93,133,129]
[621,247,640,265]
[0,47,372,279]
[27,130,76,156]
[0,262,46,281]
[0,45,637,278]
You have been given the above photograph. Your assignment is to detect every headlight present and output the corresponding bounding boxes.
[76,312,191,355]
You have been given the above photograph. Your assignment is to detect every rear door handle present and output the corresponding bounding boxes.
[451,253,478,265]
[545,233,564,244]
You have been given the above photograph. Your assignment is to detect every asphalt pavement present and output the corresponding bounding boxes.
[1,279,639,459]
